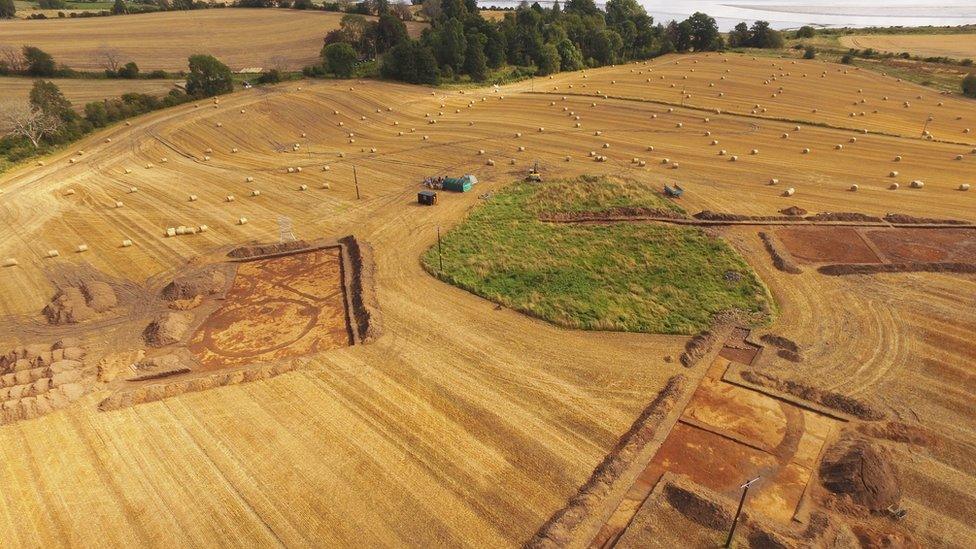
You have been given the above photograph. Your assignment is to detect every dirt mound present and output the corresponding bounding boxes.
[739,369,885,420]
[819,262,976,276]
[526,375,686,548]
[539,207,685,222]
[680,331,716,367]
[143,312,192,347]
[662,476,733,530]
[819,436,902,511]
[806,212,883,223]
[227,240,310,259]
[883,213,968,225]
[340,235,381,343]
[857,421,939,447]
[759,232,802,274]
[161,268,226,302]
[780,206,808,216]
[760,333,803,362]
[43,281,118,324]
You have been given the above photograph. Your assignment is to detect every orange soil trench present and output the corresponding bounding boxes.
[591,329,842,548]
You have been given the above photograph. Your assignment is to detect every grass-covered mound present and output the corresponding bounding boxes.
[423,176,773,335]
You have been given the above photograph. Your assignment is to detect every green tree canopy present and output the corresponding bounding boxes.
[323,43,358,77]
[964,73,976,98]
[0,0,16,18]
[464,33,488,81]
[23,46,57,77]
[381,40,438,84]
[186,54,233,97]
[111,0,128,15]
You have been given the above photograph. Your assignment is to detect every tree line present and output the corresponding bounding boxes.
[1,53,235,169]
[305,0,739,85]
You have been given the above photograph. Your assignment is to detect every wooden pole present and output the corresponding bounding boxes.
[725,477,760,548]
[353,165,361,200]
[437,226,443,274]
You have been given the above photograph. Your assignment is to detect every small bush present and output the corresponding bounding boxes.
[803,46,816,60]
[963,73,976,98]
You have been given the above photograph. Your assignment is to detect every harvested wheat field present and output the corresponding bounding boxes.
[0,10,425,72]
[0,52,974,546]
[840,34,976,60]
[0,77,181,128]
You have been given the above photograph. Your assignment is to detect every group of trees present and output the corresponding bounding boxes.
[309,0,725,85]
[964,73,976,98]
[727,20,784,49]
[1,53,233,168]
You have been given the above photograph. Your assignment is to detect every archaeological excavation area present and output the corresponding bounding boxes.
[0,51,973,547]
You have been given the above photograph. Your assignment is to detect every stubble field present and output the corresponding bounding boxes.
[0,9,426,71]
[0,52,973,546]
[839,33,976,60]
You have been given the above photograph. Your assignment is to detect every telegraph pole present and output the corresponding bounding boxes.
[437,226,443,274]
[353,165,361,200]
[724,477,760,548]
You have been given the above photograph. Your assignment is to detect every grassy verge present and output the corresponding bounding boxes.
[423,176,773,335]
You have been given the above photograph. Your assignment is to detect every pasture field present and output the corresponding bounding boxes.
[0,52,973,546]
[840,33,976,60]
[0,9,425,71]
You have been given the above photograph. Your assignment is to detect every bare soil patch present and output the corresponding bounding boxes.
[777,227,882,264]
[865,228,976,263]
[189,247,351,370]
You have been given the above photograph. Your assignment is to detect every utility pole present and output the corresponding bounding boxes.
[353,165,361,200]
[724,477,760,548]
[437,226,443,274]
[921,113,933,136]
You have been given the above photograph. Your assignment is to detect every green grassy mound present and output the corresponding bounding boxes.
[423,176,773,335]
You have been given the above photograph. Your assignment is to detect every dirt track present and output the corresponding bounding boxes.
[0,52,973,546]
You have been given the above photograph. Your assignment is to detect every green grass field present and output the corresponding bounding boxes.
[423,176,773,335]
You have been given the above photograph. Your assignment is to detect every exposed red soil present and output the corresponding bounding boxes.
[818,262,976,276]
[188,248,351,370]
[865,228,976,263]
[777,227,882,264]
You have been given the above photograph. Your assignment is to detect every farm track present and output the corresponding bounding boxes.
[0,52,972,546]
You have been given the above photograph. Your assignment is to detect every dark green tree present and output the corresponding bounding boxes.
[556,38,584,70]
[118,61,139,78]
[432,18,466,73]
[563,0,598,16]
[537,42,560,75]
[963,73,976,97]
[749,20,783,48]
[685,12,720,51]
[803,46,816,59]
[381,40,438,84]
[186,54,233,97]
[796,25,815,38]
[728,22,750,48]
[323,43,358,77]
[0,0,16,18]
[23,46,57,76]
[464,34,488,81]
[30,80,73,120]
[294,0,313,8]
[111,0,128,15]
[375,14,408,52]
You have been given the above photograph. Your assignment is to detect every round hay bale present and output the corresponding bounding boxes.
[121,239,133,248]
[251,190,261,197]
[729,155,738,162]
[238,217,248,225]
[894,156,902,162]
[661,158,670,164]
[115,201,124,208]
[910,180,924,188]
[647,146,655,151]
[486,159,495,166]
[769,178,779,185]
[783,187,795,196]
[47,250,60,258]
[802,148,811,154]
[751,149,759,155]
[850,184,859,191]
[959,184,971,191]
[299,184,308,191]
[76,244,88,253]
[835,144,843,150]
[889,171,899,177]
[718,149,727,156]
[890,182,900,190]
[226,195,235,202]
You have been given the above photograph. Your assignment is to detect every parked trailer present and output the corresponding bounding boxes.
[442,174,478,192]
[418,190,438,205]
